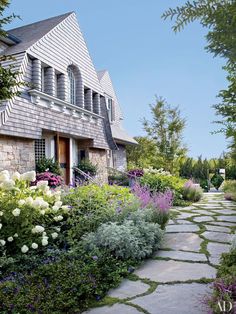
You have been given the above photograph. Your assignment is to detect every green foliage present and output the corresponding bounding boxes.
[82,219,164,260]
[222,180,236,201]
[200,179,210,192]
[182,182,203,202]
[140,172,186,205]
[0,1,26,101]
[126,136,164,169]
[142,97,187,174]
[128,207,169,230]
[36,157,61,175]
[208,248,236,313]
[0,170,68,257]
[77,159,97,176]
[108,171,129,186]
[211,173,224,190]
[63,184,138,243]
[162,0,236,160]
[0,248,130,313]
[179,156,209,181]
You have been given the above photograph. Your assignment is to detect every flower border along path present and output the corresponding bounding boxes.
[83,193,236,314]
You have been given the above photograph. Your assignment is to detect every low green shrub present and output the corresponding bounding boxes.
[63,184,138,243]
[208,237,236,313]
[82,218,164,260]
[182,180,203,202]
[36,157,61,175]
[0,248,131,313]
[128,207,169,230]
[140,173,187,205]
[77,159,97,176]
[200,179,210,192]
[108,173,129,186]
[211,173,224,190]
[223,180,236,201]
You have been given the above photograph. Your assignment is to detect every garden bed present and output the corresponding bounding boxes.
[0,170,174,313]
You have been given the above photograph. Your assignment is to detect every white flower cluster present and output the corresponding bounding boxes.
[143,167,171,176]
[0,170,36,191]
[0,170,71,254]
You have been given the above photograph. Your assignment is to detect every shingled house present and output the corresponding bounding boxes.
[0,12,137,183]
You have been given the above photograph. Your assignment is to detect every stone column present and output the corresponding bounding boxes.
[32,59,41,91]
[57,74,68,101]
[93,93,101,115]
[44,67,56,97]
[84,88,92,111]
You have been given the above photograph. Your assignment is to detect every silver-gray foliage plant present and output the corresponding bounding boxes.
[82,218,164,260]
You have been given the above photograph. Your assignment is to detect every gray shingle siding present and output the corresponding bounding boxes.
[0,13,114,150]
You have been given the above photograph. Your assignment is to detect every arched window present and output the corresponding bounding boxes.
[67,67,76,105]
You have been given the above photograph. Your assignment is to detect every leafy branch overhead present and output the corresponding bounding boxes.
[162,0,236,160]
[0,0,25,101]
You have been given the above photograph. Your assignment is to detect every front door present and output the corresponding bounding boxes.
[59,137,70,184]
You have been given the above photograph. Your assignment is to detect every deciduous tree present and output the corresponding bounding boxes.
[0,0,23,101]
[142,97,187,173]
[162,0,236,160]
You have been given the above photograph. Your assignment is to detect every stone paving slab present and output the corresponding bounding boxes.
[176,212,200,219]
[208,221,236,227]
[83,303,141,314]
[161,233,202,251]
[198,204,223,208]
[193,216,215,223]
[134,260,216,282]
[108,279,149,299]
[205,225,231,233]
[216,215,236,223]
[155,250,207,262]
[131,283,211,314]
[202,231,231,243]
[212,209,236,215]
[207,242,231,265]
[192,209,216,216]
[166,224,199,233]
[175,219,193,224]
[85,193,235,314]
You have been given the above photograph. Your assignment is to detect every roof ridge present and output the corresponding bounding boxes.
[7,12,74,32]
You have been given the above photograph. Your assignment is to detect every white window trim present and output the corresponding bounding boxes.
[68,68,76,105]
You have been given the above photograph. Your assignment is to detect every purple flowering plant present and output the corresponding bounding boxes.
[32,172,63,188]
[127,169,144,178]
[132,183,173,228]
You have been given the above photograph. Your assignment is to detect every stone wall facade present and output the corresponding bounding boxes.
[113,144,127,171]
[89,148,108,183]
[0,135,35,173]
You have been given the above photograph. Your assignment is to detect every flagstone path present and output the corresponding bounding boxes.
[84,193,236,314]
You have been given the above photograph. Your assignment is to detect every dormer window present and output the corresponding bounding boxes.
[67,67,76,105]
[107,98,113,122]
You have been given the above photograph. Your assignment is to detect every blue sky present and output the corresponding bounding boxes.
[6,0,228,158]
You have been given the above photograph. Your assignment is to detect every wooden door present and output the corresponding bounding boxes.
[59,137,70,184]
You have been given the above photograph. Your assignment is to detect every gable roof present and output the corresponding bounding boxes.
[4,12,73,55]
[97,70,107,81]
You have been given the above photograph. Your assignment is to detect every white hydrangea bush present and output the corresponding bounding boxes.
[0,170,70,255]
[143,167,171,176]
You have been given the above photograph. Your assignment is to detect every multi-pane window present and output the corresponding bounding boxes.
[107,98,113,122]
[68,68,76,105]
[35,139,46,162]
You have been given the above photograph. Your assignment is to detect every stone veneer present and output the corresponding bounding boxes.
[89,148,108,183]
[0,135,35,173]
